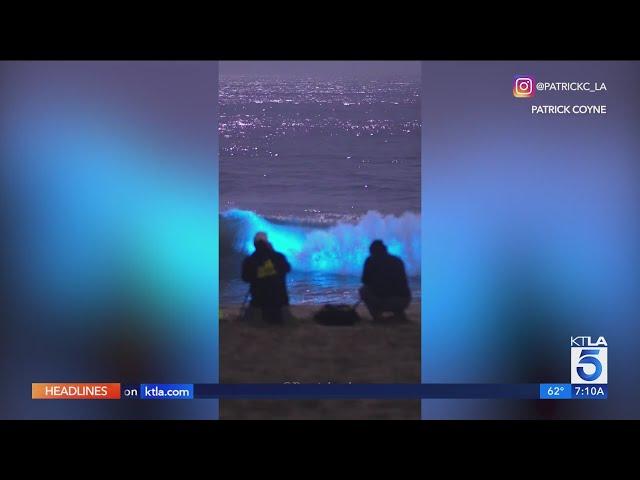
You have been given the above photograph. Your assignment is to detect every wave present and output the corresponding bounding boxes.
[220,209,420,277]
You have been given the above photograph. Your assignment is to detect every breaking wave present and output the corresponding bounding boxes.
[220,209,420,277]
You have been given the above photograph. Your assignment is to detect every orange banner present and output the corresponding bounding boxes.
[32,383,121,400]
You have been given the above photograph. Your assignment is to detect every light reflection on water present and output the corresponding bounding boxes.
[221,270,421,306]
[218,73,421,308]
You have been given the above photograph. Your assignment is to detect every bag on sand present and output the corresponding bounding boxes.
[313,302,361,326]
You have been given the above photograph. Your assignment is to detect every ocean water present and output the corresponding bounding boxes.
[219,75,421,304]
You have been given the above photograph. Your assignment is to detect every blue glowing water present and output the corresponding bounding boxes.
[220,209,421,305]
[223,208,420,275]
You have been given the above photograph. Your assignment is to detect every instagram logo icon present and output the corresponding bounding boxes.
[513,76,535,98]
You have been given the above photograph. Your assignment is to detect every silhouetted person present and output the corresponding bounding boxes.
[359,240,411,321]
[241,232,291,323]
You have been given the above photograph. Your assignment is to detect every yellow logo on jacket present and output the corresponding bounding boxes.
[257,259,277,279]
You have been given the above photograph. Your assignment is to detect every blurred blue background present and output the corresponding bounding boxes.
[0,61,219,419]
[421,61,640,419]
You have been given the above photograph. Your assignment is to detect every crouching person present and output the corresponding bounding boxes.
[241,232,291,323]
[359,240,411,322]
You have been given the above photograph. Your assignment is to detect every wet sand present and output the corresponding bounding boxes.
[219,302,421,420]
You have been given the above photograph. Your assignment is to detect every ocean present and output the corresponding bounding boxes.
[219,75,421,305]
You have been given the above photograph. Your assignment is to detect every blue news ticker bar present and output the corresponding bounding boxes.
[193,384,540,399]
[120,383,607,400]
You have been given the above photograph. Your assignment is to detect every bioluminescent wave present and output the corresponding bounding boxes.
[221,209,421,277]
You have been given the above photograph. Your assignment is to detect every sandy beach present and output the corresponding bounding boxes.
[219,302,421,420]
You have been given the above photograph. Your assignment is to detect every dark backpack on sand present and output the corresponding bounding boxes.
[313,302,361,326]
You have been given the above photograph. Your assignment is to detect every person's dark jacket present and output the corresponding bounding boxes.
[241,241,291,307]
[362,248,411,299]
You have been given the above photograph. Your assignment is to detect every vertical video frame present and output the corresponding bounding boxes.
[219,61,421,419]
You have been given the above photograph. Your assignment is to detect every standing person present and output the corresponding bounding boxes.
[241,232,291,323]
[359,240,411,321]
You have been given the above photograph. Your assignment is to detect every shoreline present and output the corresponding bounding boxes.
[220,301,421,324]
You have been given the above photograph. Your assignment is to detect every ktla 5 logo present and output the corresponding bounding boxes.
[513,76,535,98]
[571,336,607,384]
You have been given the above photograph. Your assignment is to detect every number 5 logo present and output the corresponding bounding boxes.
[577,349,602,381]
[571,347,607,384]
